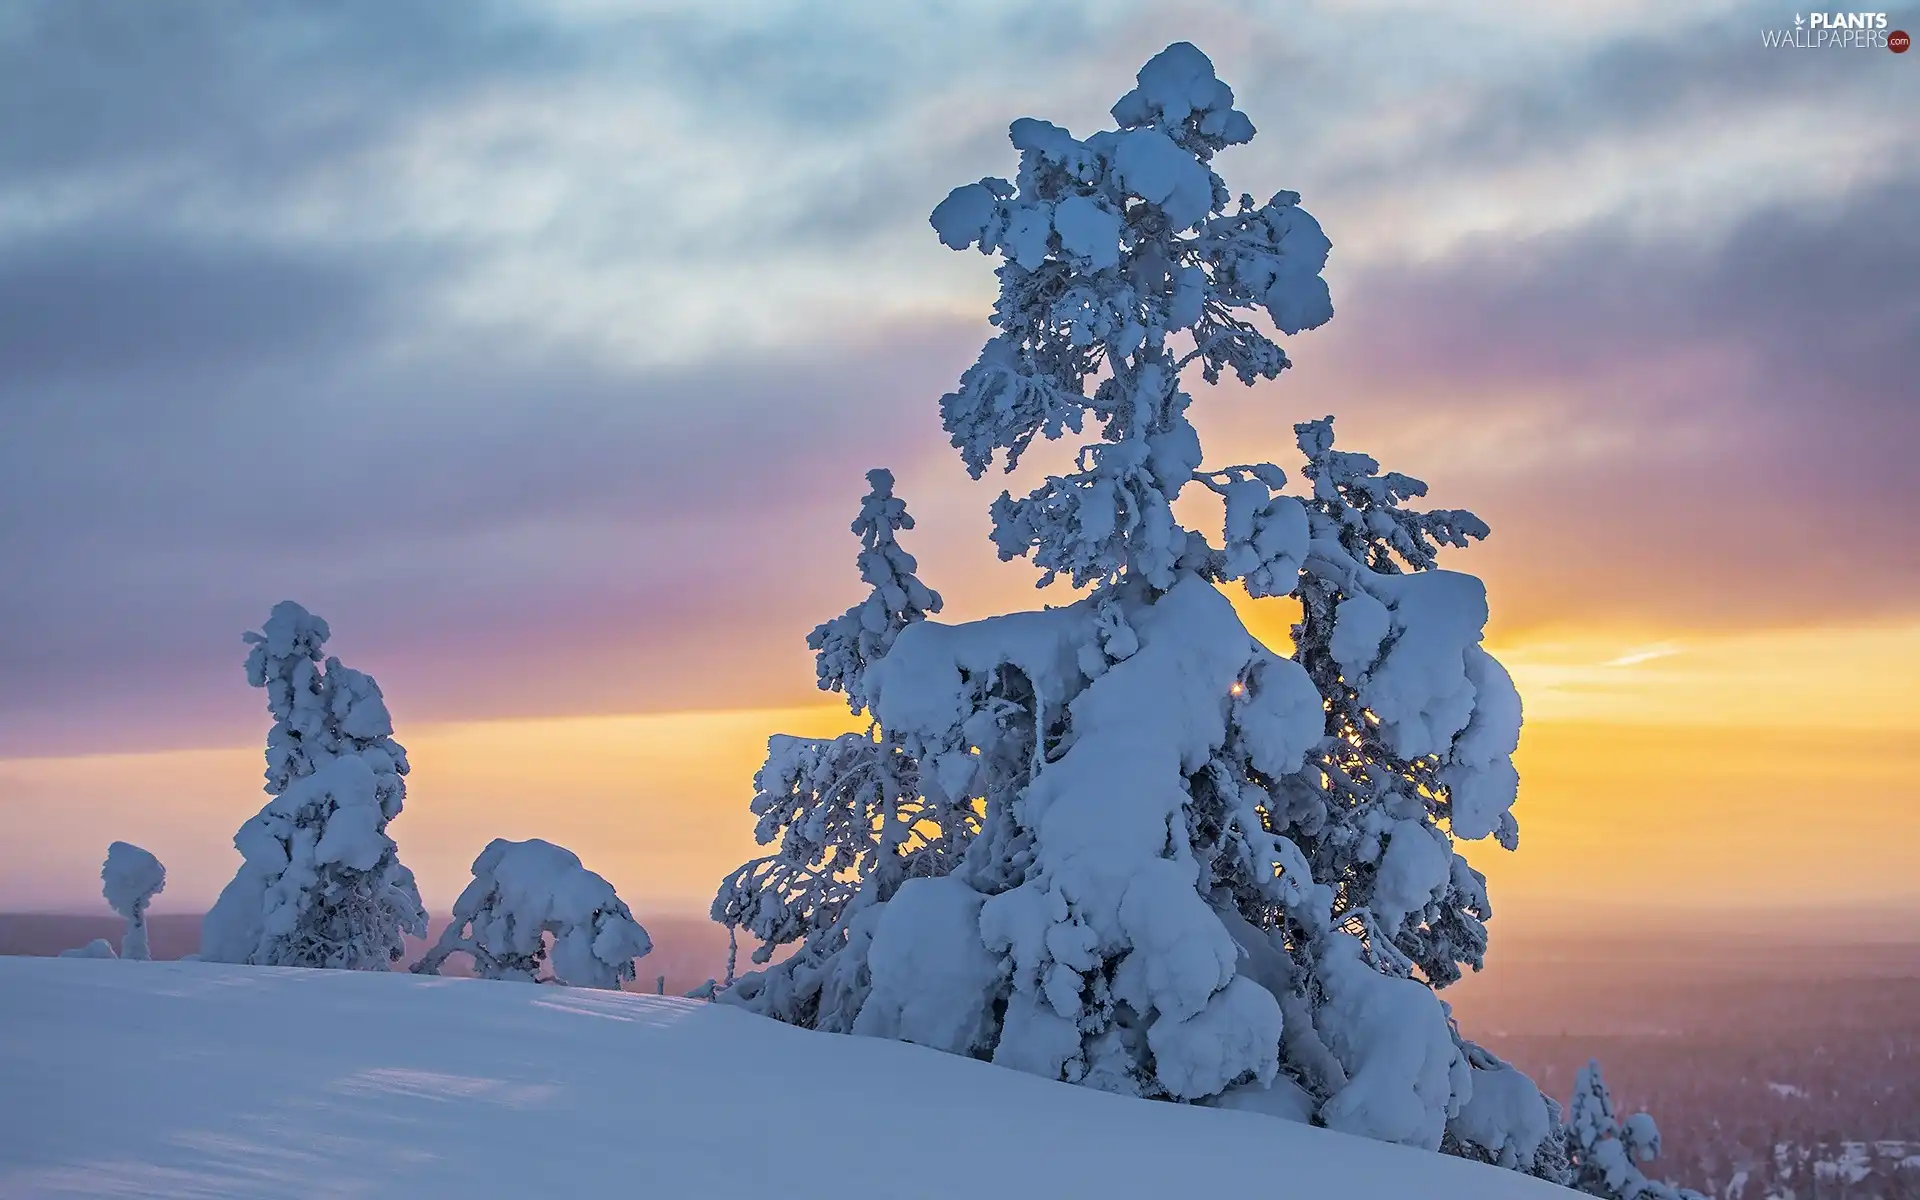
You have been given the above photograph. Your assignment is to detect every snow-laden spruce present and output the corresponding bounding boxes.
[715,39,1545,1167]
[102,841,167,960]
[200,602,427,969]
[713,469,960,1025]
[1565,1061,1707,1200]
[414,838,653,989]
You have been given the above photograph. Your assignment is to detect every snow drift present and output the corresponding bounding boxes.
[0,957,1569,1199]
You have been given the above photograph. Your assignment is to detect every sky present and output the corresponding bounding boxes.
[2,0,1915,927]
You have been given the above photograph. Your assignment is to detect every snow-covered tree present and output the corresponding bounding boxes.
[807,468,943,713]
[413,838,652,989]
[713,472,969,1028]
[1566,1061,1707,1200]
[101,841,166,961]
[716,39,1537,1151]
[200,602,427,969]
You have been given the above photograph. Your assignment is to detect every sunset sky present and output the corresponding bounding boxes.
[3,1,1915,929]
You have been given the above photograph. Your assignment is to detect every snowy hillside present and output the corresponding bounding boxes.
[0,957,1566,1198]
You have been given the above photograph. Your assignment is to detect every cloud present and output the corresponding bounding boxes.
[0,1,578,189]
[1245,161,1920,633]
[1345,18,1904,182]
[1603,644,1682,669]
[0,296,986,756]
[0,227,398,386]
[1,1,1911,757]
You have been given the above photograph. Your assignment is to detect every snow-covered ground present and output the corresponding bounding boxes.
[0,957,1565,1198]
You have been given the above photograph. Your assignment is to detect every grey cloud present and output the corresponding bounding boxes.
[1224,9,1919,222]
[0,1,578,189]
[3,0,1912,759]
[1,313,969,562]
[0,227,394,386]
[1266,161,1920,632]
[0,1,1148,293]
[611,0,1124,132]
[0,240,981,755]
[1320,162,1919,420]
[0,0,1020,756]
[1433,28,1895,171]
[756,7,1913,260]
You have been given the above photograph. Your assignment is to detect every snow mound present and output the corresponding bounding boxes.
[56,939,116,960]
[0,957,1569,1198]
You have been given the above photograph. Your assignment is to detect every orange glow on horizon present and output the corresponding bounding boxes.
[3,619,1917,934]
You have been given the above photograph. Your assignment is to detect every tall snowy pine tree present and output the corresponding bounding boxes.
[201,602,428,969]
[716,41,1570,1172]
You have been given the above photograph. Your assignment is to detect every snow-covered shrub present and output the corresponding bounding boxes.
[102,841,166,960]
[1566,1061,1706,1200]
[201,602,427,969]
[715,39,1539,1149]
[414,838,652,988]
[58,938,117,959]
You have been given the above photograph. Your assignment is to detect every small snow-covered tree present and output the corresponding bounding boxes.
[413,838,652,989]
[101,841,166,961]
[1566,1061,1707,1200]
[200,602,427,969]
[713,472,970,1027]
[713,39,1562,1160]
